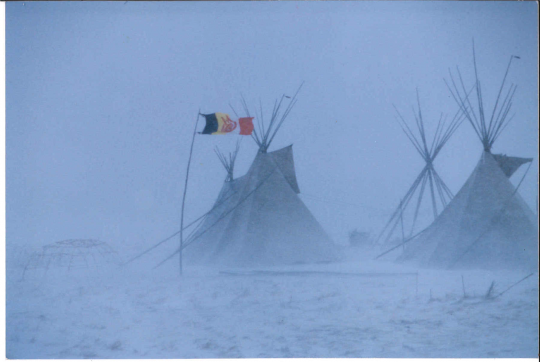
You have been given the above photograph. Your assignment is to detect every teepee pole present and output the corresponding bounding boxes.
[124,184,243,266]
[179,111,200,276]
[258,99,266,140]
[399,199,406,251]
[432,168,454,199]
[448,69,482,141]
[486,55,517,138]
[432,170,449,207]
[472,41,488,139]
[426,168,439,218]
[410,170,429,235]
[374,165,427,244]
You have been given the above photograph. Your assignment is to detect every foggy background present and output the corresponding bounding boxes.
[6,1,538,258]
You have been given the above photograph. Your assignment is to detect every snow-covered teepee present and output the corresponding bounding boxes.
[185,90,339,267]
[397,48,537,271]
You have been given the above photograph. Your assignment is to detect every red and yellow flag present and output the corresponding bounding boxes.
[200,113,254,136]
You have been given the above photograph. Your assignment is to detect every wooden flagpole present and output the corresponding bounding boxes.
[179,110,200,276]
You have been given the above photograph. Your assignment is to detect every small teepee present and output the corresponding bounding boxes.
[184,141,248,264]
[397,47,537,271]
[214,141,241,182]
[375,90,465,246]
[184,88,339,267]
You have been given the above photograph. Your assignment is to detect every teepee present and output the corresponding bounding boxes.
[184,142,249,264]
[215,141,241,182]
[375,90,465,246]
[397,47,537,271]
[183,88,339,267]
[125,142,247,269]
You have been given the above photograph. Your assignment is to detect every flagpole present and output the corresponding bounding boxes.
[179,110,200,276]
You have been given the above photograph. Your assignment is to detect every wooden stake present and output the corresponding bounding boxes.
[485,281,495,299]
[179,111,200,276]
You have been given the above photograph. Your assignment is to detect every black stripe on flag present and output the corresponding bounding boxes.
[201,113,219,134]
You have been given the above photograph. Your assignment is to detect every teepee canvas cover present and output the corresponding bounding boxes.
[397,151,537,270]
[185,145,338,266]
[184,173,247,264]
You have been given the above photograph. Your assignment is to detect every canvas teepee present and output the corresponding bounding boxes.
[184,89,339,267]
[184,142,248,264]
[397,48,537,271]
[215,141,241,182]
[375,90,465,246]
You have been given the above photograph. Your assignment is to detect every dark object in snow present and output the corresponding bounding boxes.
[348,229,372,248]
[484,281,496,299]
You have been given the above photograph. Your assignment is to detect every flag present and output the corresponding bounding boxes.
[239,117,254,135]
[200,113,237,135]
[200,113,254,136]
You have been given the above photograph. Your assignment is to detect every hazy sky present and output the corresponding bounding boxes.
[6,1,538,256]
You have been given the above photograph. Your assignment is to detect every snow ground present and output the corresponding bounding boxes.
[6,248,539,358]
